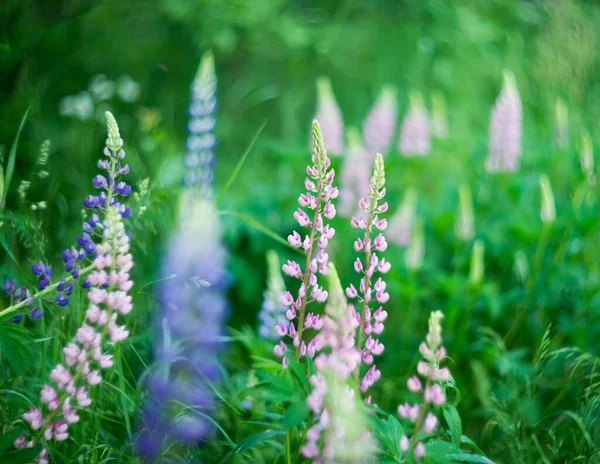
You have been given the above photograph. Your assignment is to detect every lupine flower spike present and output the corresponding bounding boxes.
[398,311,451,459]
[184,51,217,195]
[301,263,371,462]
[398,89,431,157]
[346,153,389,394]
[258,250,289,340]
[454,184,475,242]
[431,91,449,139]
[276,120,338,365]
[405,218,424,271]
[15,113,134,462]
[387,188,417,247]
[485,71,522,173]
[310,77,344,156]
[554,98,568,150]
[469,240,485,286]
[539,175,556,224]
[363,85,397,157]
[339,127,371,217]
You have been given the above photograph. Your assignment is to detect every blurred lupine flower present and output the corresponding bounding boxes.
[485,71,523,173]
[310,77,344,156]
[398,311,450,459]
[579,131,595,184]
[276,120,338,365]
[338,127,371,217]
[454,184,475,242]
[184,51,217,194]
[363,85,397,157]
[345,153,389,393]
[15,114,134,460]
[387,188,417,247]
[258,250,288,340]
[301,264,372,462]
[469,240,485,286]
[89,74,116,101]
[405,218,424,271]
[136,196,229,460]
[398,90,431,157]
[539,175,556,224]
[554,98,568,150]
[117,76,141,103]
[59,91,94,120]
[513,250,530,284]
[431,91,449,139]
[3,280,37,322]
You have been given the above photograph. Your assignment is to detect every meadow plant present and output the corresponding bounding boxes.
[310,77,344,156]
[398,311,450,459]
[387,188,417,247]
[258,250,288,340]
[431,91,449,139]
[276,120,338,365]
[539,174,556,224]
[469,240,485,286]
[579,131,595,184]
[345,153,390,394]
[454,184,475,242]
[13,112,134,462]
[485,71,523,173]
[554,98,568,149]
[338,127,370,217]
[398,90,431,157]
[362,85,397,157]
[404,218,424,271]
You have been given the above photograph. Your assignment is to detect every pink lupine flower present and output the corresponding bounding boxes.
[485,71,523,173]
[275,120,338,365]
[338,128,372,217]
[398,90,431,156]
[310,76,344,156]
[397,311,451,458]
[346,153,389,393]
[387,188,417,247]
[363,85,397,157]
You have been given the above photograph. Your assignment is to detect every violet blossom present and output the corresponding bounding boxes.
[338,127,371,217]
[14,113,134,463]
[276,120,338,365]
[258,250,288,340]
[345,153,389,394]
[398,311,451,459]
[362,85,397,157]
[485,71,523,173]
[310,77,344,157]
[398,90,431,157]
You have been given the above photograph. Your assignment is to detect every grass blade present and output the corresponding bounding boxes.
[2,108,30,208]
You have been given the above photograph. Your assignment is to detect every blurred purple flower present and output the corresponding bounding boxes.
[310,76,344,156]
[339,128,371,218]
[398,90,431,157]
[363,85,397,157]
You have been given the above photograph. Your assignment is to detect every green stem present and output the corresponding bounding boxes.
[286,429,292,464]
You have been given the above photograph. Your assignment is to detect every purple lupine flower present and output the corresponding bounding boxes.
[397,311,450,459]
[387,188,417,247]
[258,250,288,340]
[15,113,134,460]
[301,264,371,462]
[363,85,397,157]
[184,51,217,196]
[310,77,344,157]
[398,90,431,157]
[2,280,34,322]
[338,128,371,217]
[485,71,522,173]
[346,154,389,394]
[135,198,229,461]
[276,120,338,366]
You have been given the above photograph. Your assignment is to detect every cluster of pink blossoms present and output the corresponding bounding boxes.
[397,310,450,459]
[362,85,398,158]
[485,71,522,173]
[275,120,338,365]
[398,90,431,157]
[14,113,133,463]
[345,153,390,394]
[310,77,344,156]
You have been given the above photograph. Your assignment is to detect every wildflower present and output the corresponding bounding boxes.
[258,250,289,340]
[485,71,523,173]
[579,131,595,184]
[338,128,371,217]
[311,77,344,156]
[539,175,556,224]
[513,250,529,284]
[398,89,431,156]
[275,120,337,365]
[404,218,424,271]
[397,311,451,459]
[184,51,217,195]
[15,113,134,458]
[554,98,568,149]
[469,240,485,286]
[346,153,389,393]
[431,91,449,139]
[454,184,475,241]
[387,188,417,246]
[363,85,397,157]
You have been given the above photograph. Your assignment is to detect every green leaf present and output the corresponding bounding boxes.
[0,428,23,453]
[232,430,286,454]
[447,452,495,463]
[443,405,462,447]
[460,435,487,456]
[2,108,30,208]
[219,211,300,251]
[282,401,310,428]
[0,447,42,464]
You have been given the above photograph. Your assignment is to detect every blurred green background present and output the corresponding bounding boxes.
[2,0,600,462]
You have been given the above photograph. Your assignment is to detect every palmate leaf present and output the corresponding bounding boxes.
[282,400,309,428]
[443,405,463,447]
